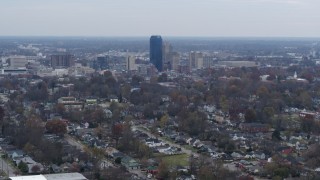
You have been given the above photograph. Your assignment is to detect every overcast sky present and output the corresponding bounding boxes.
[0,0,319,37]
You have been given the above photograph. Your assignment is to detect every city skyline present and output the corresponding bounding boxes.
[0,0,319,37]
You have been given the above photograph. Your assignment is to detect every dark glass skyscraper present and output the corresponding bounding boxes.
[150,35,163,71]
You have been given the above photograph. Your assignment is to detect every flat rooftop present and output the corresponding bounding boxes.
[10,173,87,180]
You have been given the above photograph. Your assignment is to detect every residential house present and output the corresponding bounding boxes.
[8,150,24,159]
[14,156,44,173]
[239,123,269,133]
[104,109,112,118]
[51,164,62,173]
[121,156,140,170]
[277,147,294,156]
[299,111,316,120]
[109,95,119,103]
[85,98,97,105]
[231,152,243,159]
[145,138,164,147]
[253,152,266,160]
[105,147,119,158]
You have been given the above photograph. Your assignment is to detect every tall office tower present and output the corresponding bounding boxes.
[203,55,216,68]
[51,54,75,69]
[8,56,28,68]
[162,42,173,71]
[167,52,180,71]
[96,56,109,70]
[126,56,137,71]
[189,51,203,70]
[150,35,163,72]
[162,42,172,61]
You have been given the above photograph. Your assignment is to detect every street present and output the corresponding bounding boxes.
[0,157,17,177]
[64,134,147,179]
[132,125,197,156]
[65,134,85,151]
[132,125,243,175]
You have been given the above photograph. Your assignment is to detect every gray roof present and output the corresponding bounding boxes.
[43,173,87,180]
[10,173,87,180]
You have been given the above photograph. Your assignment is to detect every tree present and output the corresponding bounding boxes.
[0,106,5,135]
[303,144,320,168]
[159,114,169,128]
[131,75,144,86]
[245,109,257,123]
[178,110,207,136]
[262,106,275,124]
[301,119,318,133]
[158,73,168,82]
[23,142,36,156]
[219,95,229,112]
[157,161,169,179]
[31,165,41,174]
[256,85,269,99]
[197,160,238,180]
[26,82,49,101]
[296,91,312,109]
[18,161,29,174]
[143,103,157,119]
[121,83,131,99]
[91,147,105,159]
[45,119,67,135]
[115,157,121,164]
[54,103,66,116]
[198,166,215,180]
[22,116,44,147]
[272,129,281,141]
[0,106,4,124]
[109,101,120,112]
[263,107,274,119]
[112,124,123,147]
[274,167,289,179]
[91,108,107,125]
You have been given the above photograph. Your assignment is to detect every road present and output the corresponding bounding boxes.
[132,125,247,176]
[0,157,17,177]
[65,134,85,151]
[64,134,147,179]
[132,126,197,156]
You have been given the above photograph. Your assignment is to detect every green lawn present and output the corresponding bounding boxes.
[182,145,197,153]
[161,154,189,167]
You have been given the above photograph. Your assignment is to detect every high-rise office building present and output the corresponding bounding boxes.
[203,55,216,68]
[189,51,203,70]
[96,56,109,70]
[51,54,75,69]
[150,35,163,72]
[126,56,137,71]
[162,42,172,62]
[162,42,173,71]
[167,52,180,71]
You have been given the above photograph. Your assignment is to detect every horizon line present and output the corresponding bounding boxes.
[0,35,320,39]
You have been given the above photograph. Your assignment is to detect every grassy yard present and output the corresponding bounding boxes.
[182,145,198,153]
[160,154,190,167]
